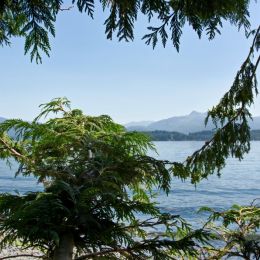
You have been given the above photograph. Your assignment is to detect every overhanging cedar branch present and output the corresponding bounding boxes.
[183,25,260,173]
[0,254,44,260]
[0,0,253,63]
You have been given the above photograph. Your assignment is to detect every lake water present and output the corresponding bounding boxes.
[0,141,259,226]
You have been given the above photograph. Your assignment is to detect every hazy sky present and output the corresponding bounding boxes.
[0,2,259,124]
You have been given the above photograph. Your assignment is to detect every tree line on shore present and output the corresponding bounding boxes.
[139,130,260,141]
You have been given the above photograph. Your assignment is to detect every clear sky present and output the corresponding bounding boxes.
[0,2,259,124]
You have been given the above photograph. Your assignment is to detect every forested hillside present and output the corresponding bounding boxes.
[141,130,260,141]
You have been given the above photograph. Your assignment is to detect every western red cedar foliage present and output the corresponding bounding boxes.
[0,0,253,63]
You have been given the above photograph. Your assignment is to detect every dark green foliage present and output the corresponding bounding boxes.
[140,130,215,141]
[0,0,254,62]
[0,98,211,259]
[140,130,260,141]
[141,130,189,141]
[187,131,215,141]
[0,0,61,63]
[170,27,260,184]
[73,0,95,17]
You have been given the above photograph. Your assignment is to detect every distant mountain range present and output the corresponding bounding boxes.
[126,111,260,134]
[1,113,260,137]
[125,121,154,128]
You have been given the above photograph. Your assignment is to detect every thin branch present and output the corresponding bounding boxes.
[254,54,260,74]
[184,25,260,164]
[241,26,260,70]
[119,217,178,231]
[0,137,26,160]
[0,254,44,260]
[185,107,244,163]
[60,6,74,11]
[74,233,196,260]
[74,247,133,260]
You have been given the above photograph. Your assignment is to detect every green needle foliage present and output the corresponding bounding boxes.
[171,26,260,184]
[0,0,254,62]
[0,98,211,259]
[199,201,260,259]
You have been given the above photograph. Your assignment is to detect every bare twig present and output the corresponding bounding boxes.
[60,5,74,11]
[74,248,133,260]
[0,254,44,260]
[0,137,25,160]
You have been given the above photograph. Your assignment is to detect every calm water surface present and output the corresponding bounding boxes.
[149,141,260,225]
[0,141,259,226]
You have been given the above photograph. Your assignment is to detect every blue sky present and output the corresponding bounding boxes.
[0,2,259,124]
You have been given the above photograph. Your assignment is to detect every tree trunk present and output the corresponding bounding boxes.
[53,232,74,260]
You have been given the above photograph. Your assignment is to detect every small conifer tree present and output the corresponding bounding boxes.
[0,98,211,259]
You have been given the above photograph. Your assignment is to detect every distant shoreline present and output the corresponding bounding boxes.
[134,130,260,141]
